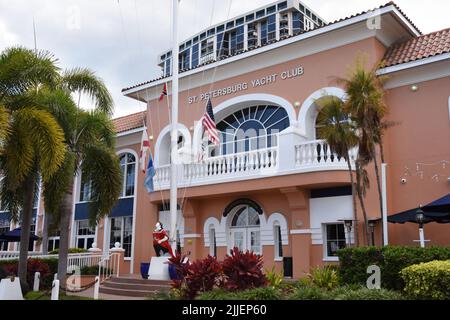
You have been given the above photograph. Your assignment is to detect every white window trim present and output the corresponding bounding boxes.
[75,220,96,250]
[109,216,133,259]
[273,224,283,261]
[322,222,346,261]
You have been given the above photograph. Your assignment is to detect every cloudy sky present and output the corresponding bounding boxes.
[0,0,449,117]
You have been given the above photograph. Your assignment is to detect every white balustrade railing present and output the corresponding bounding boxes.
[0,251,109,274]
[152,139,356,190]
[295,139,356,167]
[155,165,171,185]
[184,147,278,181]
[98,253,120,283]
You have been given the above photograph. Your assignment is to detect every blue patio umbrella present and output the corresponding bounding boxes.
[388,194,450,224]
[0,228,40,242]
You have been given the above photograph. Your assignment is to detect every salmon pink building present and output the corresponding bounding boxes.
[2,1,449,280]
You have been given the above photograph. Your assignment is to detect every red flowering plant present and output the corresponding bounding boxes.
[222,247,267,291]
[4,259,51,288]
[168,254,222,299]
[184,255,222,299]
[167,252,190,290]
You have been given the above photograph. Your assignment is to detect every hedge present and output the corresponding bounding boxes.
[0,258,58,289]
[337,246,450,290]
[400,260,450,300]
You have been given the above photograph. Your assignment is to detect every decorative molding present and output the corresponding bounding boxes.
[290,229,312,234]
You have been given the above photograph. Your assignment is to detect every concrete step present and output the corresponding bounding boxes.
[99,286,162,298]
[99,276,172,298]
[108,276,171,286]
[103,281,171,291]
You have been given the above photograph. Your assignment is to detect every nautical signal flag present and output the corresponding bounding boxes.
[140,128,150,173]
[159,83,168,101]
[144,153,156,193]
[201,98,220,145]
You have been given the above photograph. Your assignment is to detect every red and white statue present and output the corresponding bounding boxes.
[153,222,174,257]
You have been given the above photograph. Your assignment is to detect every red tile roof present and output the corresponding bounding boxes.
[113,111,146,133]
[383,27,450,67]
[122,2,420,93]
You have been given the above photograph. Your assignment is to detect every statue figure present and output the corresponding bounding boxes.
[153,222,174,257]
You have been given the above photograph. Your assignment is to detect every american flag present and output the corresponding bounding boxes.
[201,98,220,145]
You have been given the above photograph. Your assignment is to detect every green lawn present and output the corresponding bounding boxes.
[25,291,94,300]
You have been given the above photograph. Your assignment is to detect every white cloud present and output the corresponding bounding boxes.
[0,0,449,117]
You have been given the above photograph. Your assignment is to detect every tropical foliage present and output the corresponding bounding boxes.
[316,58,390,245]
[0,47,66,282]
[0,46,121,286]
[401,260,450,300]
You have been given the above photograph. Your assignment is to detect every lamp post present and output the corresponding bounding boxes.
[341,219,353,248]
[415,207,425,248]
[368,220,376,246]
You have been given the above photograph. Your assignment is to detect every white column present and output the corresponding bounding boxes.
[419,227,425,248]
[381,163,389,246]
[169,0,180,254]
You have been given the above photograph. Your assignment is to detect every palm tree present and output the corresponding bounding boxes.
[39,75,121,285]
[0,47,66,283]
[316,96,363,245]
[338,59,389,245]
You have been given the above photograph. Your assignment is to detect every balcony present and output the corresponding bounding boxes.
[153,135,356,191]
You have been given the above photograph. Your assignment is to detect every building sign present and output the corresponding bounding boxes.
[188,66,304,104]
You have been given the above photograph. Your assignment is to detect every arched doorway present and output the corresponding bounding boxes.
[227,203,262,254]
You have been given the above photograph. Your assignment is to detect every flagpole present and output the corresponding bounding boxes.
[169,0,179,255]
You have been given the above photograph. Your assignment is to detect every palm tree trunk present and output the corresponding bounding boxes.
[346,154,359,247]
[57,176,75,286]
[354,161,370,246]
[18,174,37,284]
[41,212,49,255]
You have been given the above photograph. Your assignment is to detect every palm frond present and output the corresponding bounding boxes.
[60,67,114,115]
[81,145,122,225]
[76,110,116,151]
[0,46,59,101]
[43,151,76,224]
[11,108,66,183]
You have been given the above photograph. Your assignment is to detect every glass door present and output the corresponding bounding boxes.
[231,229,246,252]
[248,228,261,254]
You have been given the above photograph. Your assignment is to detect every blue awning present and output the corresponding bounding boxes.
[0,212,11,222]
[0,228,40,242]
[75,198,134,220]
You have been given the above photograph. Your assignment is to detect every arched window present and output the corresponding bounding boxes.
[209,226,217,257]
[119,153,136,197]
[206,105,289,156]
[231,206,260,228]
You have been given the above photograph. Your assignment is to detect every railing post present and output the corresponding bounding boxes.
[93,276,100,300]
[109,242,125,277]
[51,279,60,300]
[33,272,40,292]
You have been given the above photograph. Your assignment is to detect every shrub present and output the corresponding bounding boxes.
[333,286,405,300]
[287,286,332,300]
[265,267,283,288]
[3,259,51,289]
[233,286,282,300]
[222,247,267,291]
[183,255,222,299]
[197,287,281,300]
[48,248,88,255]
[79,266,111,276]
[400,260,450,300]
[0,258,57,289]
[337,246,450,290]
[196,289,238,300]
[308,266,339,290]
